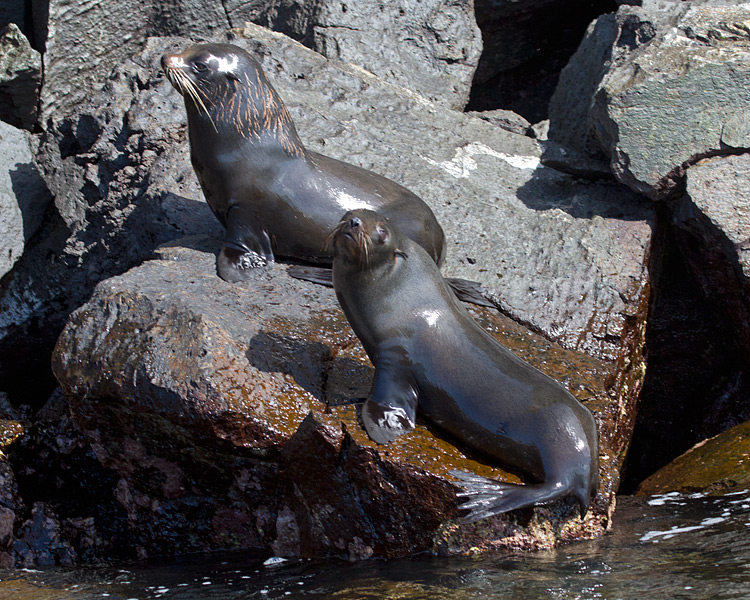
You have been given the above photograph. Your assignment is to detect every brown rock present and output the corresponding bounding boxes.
[52,237,637,558]
[636,421,750,496]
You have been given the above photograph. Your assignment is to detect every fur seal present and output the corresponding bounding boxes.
[330,209,599,522]
[161,43,445,282]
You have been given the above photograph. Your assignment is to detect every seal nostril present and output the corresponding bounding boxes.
[350,217,362,228]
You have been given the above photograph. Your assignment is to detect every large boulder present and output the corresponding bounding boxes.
[0,32,211,405]
[35,0,481,126]
[246,0,483,110]
[550,0,750,492]
[53,238,620,558]
[549,0,750,199]
[36,0,231,124]
[1,24,653,405]
[43,24,654,559]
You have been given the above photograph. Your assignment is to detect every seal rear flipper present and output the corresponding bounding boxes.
[361,362,418,445]
[446,278,495,308]
[287,265,333,287]
[449,469,580,524]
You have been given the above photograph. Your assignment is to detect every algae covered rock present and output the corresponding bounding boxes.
[636,421,750,496]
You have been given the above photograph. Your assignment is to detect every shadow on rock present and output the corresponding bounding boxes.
[516,162,651,222]
[247,331,372,408]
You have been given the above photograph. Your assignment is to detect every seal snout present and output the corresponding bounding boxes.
[161,53,183,71]
[349,216,363,230]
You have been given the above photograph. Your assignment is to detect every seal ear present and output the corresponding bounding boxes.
[395,249,408,259]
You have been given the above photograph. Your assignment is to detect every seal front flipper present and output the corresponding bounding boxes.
[217,205,275,282]
[361,357,418,445]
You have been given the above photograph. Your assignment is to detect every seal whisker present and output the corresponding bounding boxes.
[171,69,218,133]
[358,228,372,270]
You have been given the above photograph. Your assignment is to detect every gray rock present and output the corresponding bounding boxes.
[468,109,533,137]
[673,153,750,357]
[236,0,482,110]
[0,120,51,279]
[550,0,750,199]
[1,24,652,410]
[0,24,42,131]
[36,0,230,123]
[0,36,212,404]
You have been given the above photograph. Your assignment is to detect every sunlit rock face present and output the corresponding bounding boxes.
[549,1,750,200]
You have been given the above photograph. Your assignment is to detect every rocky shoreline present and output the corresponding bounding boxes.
[0,0,748,566]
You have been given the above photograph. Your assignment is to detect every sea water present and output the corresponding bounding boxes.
[1,491,748,599]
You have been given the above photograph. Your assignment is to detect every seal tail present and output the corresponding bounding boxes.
[449,469,589,524]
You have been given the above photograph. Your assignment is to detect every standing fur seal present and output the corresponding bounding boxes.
[330,209,599,522]
[161,43,445,282]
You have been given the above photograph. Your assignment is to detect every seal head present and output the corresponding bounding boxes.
[162,43,445,282]
[331,209,599,522]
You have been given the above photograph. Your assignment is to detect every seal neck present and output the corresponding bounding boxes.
[188,70,307,159]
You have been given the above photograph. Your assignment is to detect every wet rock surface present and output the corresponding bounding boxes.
[51,238,624,558]
[636,421,750,496]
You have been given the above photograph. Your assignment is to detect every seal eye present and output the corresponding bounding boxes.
[192,61,208,74]
[375,225,389,244]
